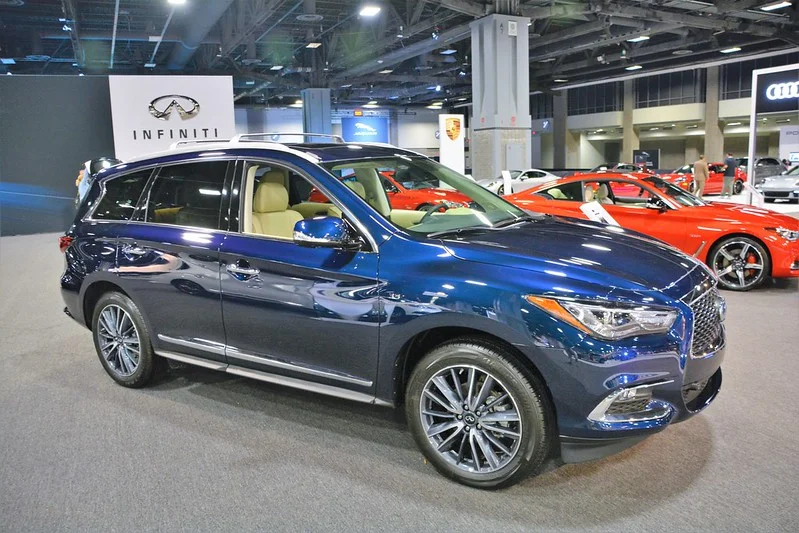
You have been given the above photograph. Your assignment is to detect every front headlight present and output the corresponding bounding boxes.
[768,227,799,241]
[442,200,466,208]
[526,296,678,340]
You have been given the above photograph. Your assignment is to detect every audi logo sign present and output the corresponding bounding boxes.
[765,82,799,101]
[756,69,799,114]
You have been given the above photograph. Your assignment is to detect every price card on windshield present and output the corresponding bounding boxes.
[580,201,620,226]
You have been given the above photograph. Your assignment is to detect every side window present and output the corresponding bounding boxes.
[542,180,584,201]
[241,161,342,239]
[607,180,652,206]
[145,161,229,230]
[91,169,151,221]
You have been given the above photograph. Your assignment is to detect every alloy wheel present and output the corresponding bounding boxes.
[711,239,766,290]
[420,365,522,474]
[96,304,141,377]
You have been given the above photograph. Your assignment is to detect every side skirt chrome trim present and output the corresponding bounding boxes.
[226,365,385,405]
[156,350,227,371]
[157,334,226,355]
[226,347,373,387]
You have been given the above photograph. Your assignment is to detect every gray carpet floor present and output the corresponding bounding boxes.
[1,232,798,532]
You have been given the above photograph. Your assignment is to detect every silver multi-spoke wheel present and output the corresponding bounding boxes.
[96,304,141,377]
[711,238,767,291]
[420,365,522,474]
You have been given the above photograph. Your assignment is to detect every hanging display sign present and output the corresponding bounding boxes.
[779,126,799,163]
[340,117,389,143]
[755,69,799,114]
[438,114,465,174]
[633,149,660,171]
[108,75,235,160]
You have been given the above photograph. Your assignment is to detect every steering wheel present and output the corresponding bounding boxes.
[419,202,452,224]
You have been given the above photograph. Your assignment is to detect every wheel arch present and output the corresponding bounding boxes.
[82,280,131,328]
[705,232,773,276]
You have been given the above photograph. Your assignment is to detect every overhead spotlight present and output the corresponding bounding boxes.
[377,59,384,64]
[245,80,255,85]
[727,122,742,126]
[554,78,568,83]
[62,24,72,31]
[458,70,467,77]
[359,5,381,17]
[379,69,393,74]
[306,42,322,49]
[290,99,303,108]
[270,65,284,70]
[760,1,791,11]
[144,62,156,68]
[625,64,643,70]
[168,0,187,5]
[341,83,352,88]
[720,46,742,54]
[440,49,457,55]
[397,26,404,39]
[432,30,440,41]
[435,85,442,92]
[650,127,659,131]
[0,58,15,65]
[672,49,692,56]
[627,35,650,43]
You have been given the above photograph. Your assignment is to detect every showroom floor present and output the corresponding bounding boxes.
[1,232,798,532]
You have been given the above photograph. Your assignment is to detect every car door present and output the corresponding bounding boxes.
[218,158,380,393]
[706,164,724,194]
[528,180,588,217]
[115,159,233,363]
[604,180,687,249]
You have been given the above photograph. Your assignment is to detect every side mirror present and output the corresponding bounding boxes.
[293,216,363,251]
[646,197,668,211]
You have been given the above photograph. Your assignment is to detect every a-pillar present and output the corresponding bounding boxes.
[621,80,639,162]
[301,88,332,138]
[470,14,531,179]
[704,67,723,161]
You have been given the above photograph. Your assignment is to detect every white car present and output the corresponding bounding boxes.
[477,169,560,194]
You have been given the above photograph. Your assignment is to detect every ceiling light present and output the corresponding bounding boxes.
[359,5,381,17]
[144,62,156,68]
[650,127,659,131]
[457,97,468,101]
[389,95,399,100]
[168,0,187,5]
[554,78,568,83]
[727,122,742,126]
[341,83,352,88]
[5,72,11,76]
[363,104,379,109]
[377,59,384,64]
[776,118,791,123]
[289,99,303,108]
[672,49,692,56]
[379,69,393,74]
[627,35,650,43]
[435,85,442,91]
[245,80,255,85]
[426,104,443,109]
[760,1,791,11]
[0,58,15,65]
[539,57,556,63]
[440,49,457,55]
[686,124,698,129]
[306,42,322,49]
[270,65,284,70]
[625,65,643,70]
[367,100,377,105]
[720,47,741,54]
[431,31,440,40]
[62,24,72,31]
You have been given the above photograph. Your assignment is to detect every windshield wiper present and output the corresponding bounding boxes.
[492,213,540,228]
[427,226,495,238]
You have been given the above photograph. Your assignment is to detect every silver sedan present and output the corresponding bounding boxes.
[756,166,799,203]
[477,168,559,194]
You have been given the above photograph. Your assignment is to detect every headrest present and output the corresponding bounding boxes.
[584,185,595,202]
[596,183,609,199]
[346,180,366,198]
[262,169,287,185]
[254,182,289,213]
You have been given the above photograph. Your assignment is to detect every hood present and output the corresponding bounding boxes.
[441,217,709,300]
[759,176,799,189]
[700,202,799,228]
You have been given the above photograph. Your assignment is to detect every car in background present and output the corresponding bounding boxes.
[581,162,655,175]
[61,136,724,489]
[309,169,473,211]
[505,173,799,291]
[660,163,746,195]
[757,165,799,203]
[737,157,787,185]
[477,168,559,194]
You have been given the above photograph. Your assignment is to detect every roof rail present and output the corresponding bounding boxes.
[230,132,345,144]
[169,139,230,149]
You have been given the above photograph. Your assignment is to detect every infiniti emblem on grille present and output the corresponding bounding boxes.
[148,94,200,120]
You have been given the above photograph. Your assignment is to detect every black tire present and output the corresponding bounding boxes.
[708,236,770,292]
[91,292,165,388]
[405,338,553,489]
[733,180,744,195]
[497,185,505,195]
[416,203,432,211]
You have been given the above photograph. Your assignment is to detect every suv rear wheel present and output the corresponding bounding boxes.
[405,338,552,489]
[91,292,164,387]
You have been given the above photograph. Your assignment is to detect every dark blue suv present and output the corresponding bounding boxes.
[61,135,724,488]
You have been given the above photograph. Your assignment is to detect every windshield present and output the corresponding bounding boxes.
[321,156,530,236]
[786,165,799,176]
[643,176,705,207]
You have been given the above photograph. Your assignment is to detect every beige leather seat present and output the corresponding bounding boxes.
[252,182,302,239]
[584,185,595,202]
[346,181,367,198]
[595,183,613,204]
[261,168,288,187]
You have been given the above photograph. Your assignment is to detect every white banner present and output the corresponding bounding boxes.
[108,75,235,160]
[779,125,799,163]
[438,114,465,175]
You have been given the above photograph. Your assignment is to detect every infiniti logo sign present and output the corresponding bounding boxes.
[765,82,799,101]
[148,94,200,120]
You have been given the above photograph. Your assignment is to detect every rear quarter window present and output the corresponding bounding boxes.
[90,169,152,221]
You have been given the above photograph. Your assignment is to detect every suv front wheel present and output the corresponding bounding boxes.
[405,338,552,489]
[91,292,164,387]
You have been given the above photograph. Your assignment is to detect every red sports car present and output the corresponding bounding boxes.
[505,172,799,291]
[660,163,746,195]
[309,171,472,211]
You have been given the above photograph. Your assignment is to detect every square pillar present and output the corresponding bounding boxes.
[553,91,567,168]
[622,80,639,162]
[470,14,531,179]
[301,88,331,138]
[704,67,723,162]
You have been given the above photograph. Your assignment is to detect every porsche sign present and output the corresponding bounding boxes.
[445,117,462,141]
[439,114,465,174]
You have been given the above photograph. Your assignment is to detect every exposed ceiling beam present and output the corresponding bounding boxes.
[109,0,120,68]
[40,30,222,44]
[220,0,288,56]
[529,20,607,48]
[520,3,597,20]
[59,0,84,67]
[333,23,472,79]
[430,0,488,18]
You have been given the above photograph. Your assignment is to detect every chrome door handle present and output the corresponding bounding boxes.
[122,244,147,256]
[226,264,260,277]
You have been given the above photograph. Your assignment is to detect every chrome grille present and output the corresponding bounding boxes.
[689,287,723,357]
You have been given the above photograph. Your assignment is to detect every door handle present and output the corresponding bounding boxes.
[122,244,147,256]
[226,263,260,277]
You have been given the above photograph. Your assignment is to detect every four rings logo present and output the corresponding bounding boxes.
[148,94,200,120]
[765,81,799,101]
